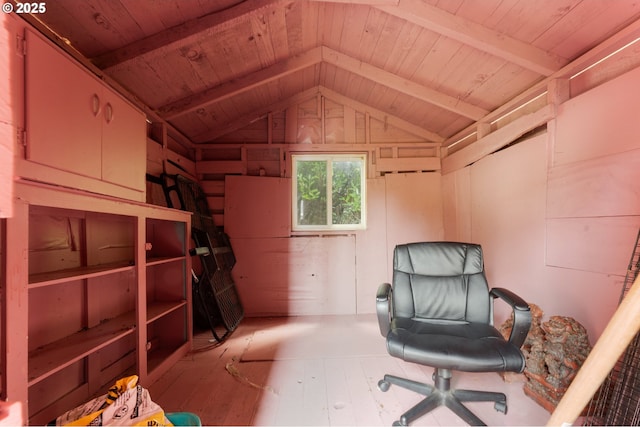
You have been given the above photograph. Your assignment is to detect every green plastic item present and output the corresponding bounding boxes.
[165,412,202,426]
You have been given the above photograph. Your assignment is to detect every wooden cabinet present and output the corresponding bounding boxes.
[0,13,25,218]
[5,181,191,424]
[23,29,146,201]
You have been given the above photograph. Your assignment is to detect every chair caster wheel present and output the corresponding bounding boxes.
[494,400,507,414]
[378,379,390,392]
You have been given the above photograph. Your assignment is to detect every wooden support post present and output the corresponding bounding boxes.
[547,273,640,426]
[285,106,298,143]
[365,112,371,144]
[320,95,326,144]
[343,105,356,143]
[476,122,492,139]
[4,200,29,422]
[547,78,571,106]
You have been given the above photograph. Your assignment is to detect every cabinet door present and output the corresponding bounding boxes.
[25,29,102,179]
[101,91,146,191]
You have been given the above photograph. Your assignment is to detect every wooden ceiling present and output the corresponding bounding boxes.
[30,0,640,147]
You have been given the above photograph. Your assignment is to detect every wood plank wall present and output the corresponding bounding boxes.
[225,173,444,317]
[443,65,640,342]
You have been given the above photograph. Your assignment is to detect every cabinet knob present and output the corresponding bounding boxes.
[104,102,114,124]
[91,94,101,117]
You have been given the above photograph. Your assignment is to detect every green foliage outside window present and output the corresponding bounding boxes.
[296,160,327,225]
[294,155,365,229]
[332,161,361,225]
[293,155,364,229]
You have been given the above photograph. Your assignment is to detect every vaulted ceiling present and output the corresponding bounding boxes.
[29,0,640,148]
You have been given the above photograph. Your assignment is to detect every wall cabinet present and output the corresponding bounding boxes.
[0,12,25,218]
[5,181,191,424]
[23,29,146,201]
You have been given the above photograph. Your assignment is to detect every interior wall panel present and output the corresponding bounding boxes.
[444,65,640,341]
[354,177,388,314]
[231,236,356,317]
[384,172,445,265]
[546,216,640,276]
[468,134,548,318]
[225,175,291,238]
[547,148,640,218]
[442,167,471,242]
[553,65,640,167]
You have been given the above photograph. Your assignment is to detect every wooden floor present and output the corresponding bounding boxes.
[147,315,551,426]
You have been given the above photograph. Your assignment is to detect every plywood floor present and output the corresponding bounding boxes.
[147,315,551,426]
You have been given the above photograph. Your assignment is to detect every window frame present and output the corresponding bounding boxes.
[291,153,367,232]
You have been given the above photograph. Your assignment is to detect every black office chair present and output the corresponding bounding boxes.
[376,242,531,426]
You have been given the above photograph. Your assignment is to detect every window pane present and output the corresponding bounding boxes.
[296,160,327,225]
[332,160,362,225]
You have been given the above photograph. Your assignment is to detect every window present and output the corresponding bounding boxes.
[292,154,366,231]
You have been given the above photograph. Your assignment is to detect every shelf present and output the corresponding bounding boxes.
[146,255,185,267]
[147,300,187,324]
[28,311,136,386]
[29,261,135,287]
[147,342,189,380]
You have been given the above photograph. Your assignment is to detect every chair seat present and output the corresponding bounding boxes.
[387,318,526,373]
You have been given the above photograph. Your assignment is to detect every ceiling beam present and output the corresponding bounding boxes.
[376,0,568,76]
[92,0,290,69]
[443,16,640,149]
[94,0,566,79]
[441,104,555,173]
[321,47,488,120]
[159,46,488,122]
[159,47,324,119]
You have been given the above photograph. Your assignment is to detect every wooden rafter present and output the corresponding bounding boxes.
[375,0,568,76]
[159,47,323,119]
[92,0,290,69]
[321,47,488,120]
[441,104,555,173]
[309,0,567,75]
[443,16,640,149]
[159,46,488,122]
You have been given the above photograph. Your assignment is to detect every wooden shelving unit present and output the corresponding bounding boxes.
[5,181,192,425]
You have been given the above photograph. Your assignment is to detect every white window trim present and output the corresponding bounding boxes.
[291,153,367,232]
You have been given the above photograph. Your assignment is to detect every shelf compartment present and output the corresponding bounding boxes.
[147,300,187,324]
[28,311,136,386]
[147,260,187,303]
[28,261,135,287]
[29,206,135,280]
[146,255,185,267]
[28,360,88,424]
[146,306,188,376]
[146,218,186,261]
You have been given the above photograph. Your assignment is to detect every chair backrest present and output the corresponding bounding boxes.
[392,242,491,323]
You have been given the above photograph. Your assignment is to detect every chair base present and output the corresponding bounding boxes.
[378,368,507,426]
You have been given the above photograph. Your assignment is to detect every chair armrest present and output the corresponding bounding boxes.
[490,287,531,349]
[376,283,393,337]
